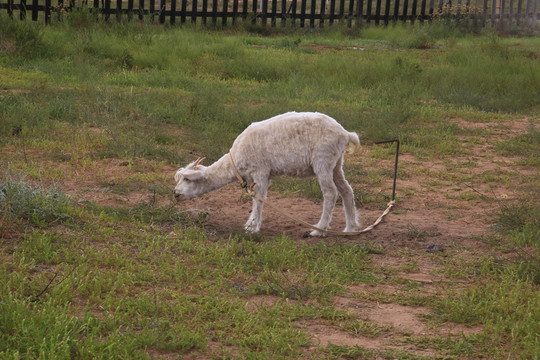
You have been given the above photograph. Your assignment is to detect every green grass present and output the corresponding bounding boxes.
[0,171,73,230]
[1,14,539,359]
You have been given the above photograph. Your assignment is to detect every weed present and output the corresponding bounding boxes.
[0,171,72,232]
[494,199,540,284]
[253,270,336,300]
[496,199,539,235]
[496,126,540,168]
[340,318,392,338]
[406,223,441,242]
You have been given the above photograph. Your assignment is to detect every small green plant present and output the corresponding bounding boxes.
[0,171,72,231]
[496,200,539,235]
[406,223,441,242]
[340,318,392,338]
[496,126,540,168]
[495,199,540,284]
[253,270,335,300]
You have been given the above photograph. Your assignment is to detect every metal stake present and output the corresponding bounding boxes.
[374,139,400,202]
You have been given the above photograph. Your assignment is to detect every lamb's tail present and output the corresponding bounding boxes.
[347,132,360,154]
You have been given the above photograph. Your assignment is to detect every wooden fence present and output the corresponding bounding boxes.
[1,0,538,27]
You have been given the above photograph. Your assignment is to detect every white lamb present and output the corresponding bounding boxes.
[174,111,360,236]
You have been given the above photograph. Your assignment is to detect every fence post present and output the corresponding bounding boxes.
[104,0,111,21]
[158,0,166,23]
[44,0,51,23]
[320,0,326,26]
[241,0,248,20]
[375,0,382,24]
[393,0,400,21]
[191,0,197,23]
[32,0,38,20]
[211,0,217,24]
[261,0,267,25]
[328,0,335,24]
[180,0,186,23]
[138,0,144,20]
[116,0,122,21]
[128,0,134,20]
[300,0,306,26]
[271,0,277,26]
[411,0,418,22]
[170,0,176,24]
[232,0,238,24]
[402,0,409,22]
[8,0,13,18]
[202,0,207,24]
[290,0,297,25]
[222,0,228,25]
[348,0,355,26]
[384,0,391,23]
[20,0,27,20]
[310,0,316,27]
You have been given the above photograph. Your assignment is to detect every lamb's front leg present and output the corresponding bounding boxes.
[244,179,269,233]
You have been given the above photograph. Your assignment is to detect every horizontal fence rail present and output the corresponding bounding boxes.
[0,0,538,27]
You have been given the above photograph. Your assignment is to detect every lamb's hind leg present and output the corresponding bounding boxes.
[244,178,270,233]
[310,169,339,237]
[333,156,359,232]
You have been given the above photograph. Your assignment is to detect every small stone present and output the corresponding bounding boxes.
[426,243,444,253]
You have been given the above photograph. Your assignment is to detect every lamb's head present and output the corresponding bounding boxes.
[174,158,208,201]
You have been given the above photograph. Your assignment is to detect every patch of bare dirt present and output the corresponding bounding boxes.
[451,116,535,135]
[0,88,32,94]
[244,294,284,312]
[298,318,439,357]
[299,318,386,349]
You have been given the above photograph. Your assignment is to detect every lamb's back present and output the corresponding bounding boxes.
[230,112,352,178]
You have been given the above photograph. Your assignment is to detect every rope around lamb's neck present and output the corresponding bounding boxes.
[227,153,395,236]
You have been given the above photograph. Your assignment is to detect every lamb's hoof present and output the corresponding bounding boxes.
[302,231,311,238]
[244,224,259,234]
[309,229,327,237]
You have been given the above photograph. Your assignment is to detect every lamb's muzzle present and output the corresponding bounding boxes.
[173,111,360,236]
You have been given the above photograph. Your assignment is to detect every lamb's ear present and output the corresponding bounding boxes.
[182,169,206,181]
[174,168,184,182]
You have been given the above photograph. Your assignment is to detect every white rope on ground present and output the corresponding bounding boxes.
[228,153,395,236]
